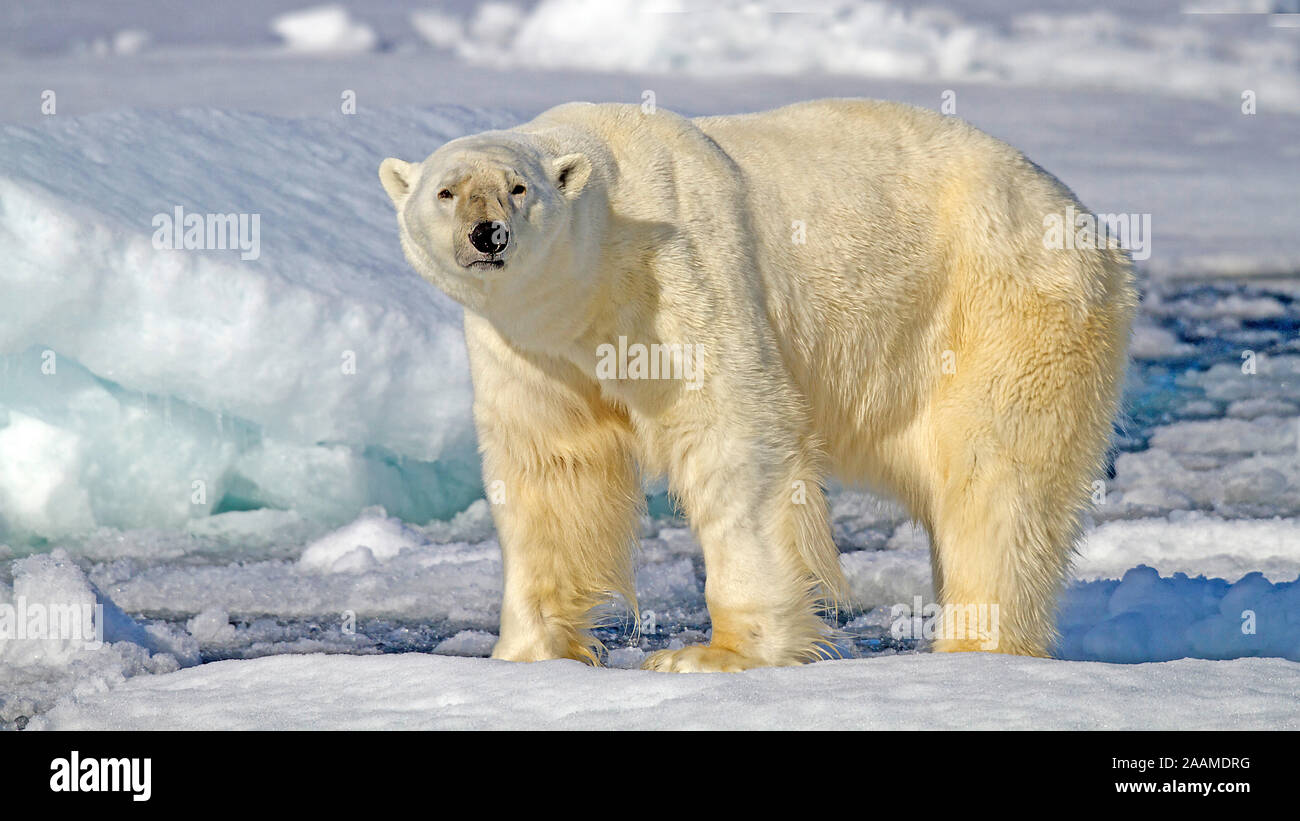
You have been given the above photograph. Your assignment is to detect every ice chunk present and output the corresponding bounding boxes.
[271,5,377,53]
[0,549,191,728]
[433,629,496,657]
[186,608,238,646]
[0,107,524,541]
[298,509,425,573]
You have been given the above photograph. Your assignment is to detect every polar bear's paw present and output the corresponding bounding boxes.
[642,644,775,673]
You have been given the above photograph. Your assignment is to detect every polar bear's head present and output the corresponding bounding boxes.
[379,132,597,327]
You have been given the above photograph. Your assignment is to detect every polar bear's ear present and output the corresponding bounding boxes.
[552,153,592,198]
[379,158,414,208]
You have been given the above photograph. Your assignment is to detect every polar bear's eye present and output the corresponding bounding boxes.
[437,189,453,200]
[511,184,526,196]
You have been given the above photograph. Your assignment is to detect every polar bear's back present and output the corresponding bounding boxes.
[692,97,988,170]
[690,99,1129,314]
[695,100,1081,264]
[526,100,1106,301]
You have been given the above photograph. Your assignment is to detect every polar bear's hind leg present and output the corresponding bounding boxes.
[926,265,1133,656]
[643,421,845,672]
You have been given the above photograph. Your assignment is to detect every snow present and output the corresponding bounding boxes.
[0,0,1297,730]
[28,651,1300,730]
[1077,514,1300,582]
[1130,322,1197,361]
[412,0,1300,111]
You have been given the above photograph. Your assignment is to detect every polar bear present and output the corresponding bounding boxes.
[379,99,1136,672]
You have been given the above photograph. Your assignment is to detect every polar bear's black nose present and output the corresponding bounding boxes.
[469,221,509,254]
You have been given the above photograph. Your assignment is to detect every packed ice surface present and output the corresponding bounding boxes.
[5,507,1297,730]
[1,0,1298,729]
[4,500,1298,727]
[30,652,1300,730]
[0,550,196,726]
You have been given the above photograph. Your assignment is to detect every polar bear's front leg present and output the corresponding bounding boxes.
[644,420,843,672]
[465,314,641,665]
[482,400,641,665]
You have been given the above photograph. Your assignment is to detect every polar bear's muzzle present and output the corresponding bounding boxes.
[469,220,509,256]
[456,218,511,270]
